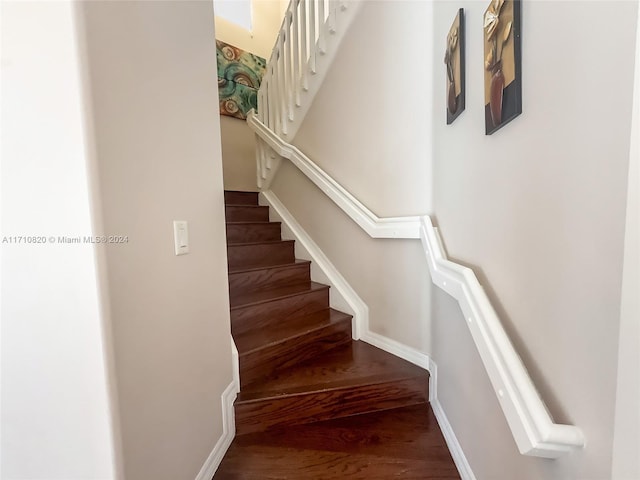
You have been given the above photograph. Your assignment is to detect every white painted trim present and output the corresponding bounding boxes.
[430,359,477,480]
[419,217,585,458]
[360,328,430,371]
[248,112,421,239]
[194,378,238,480]
[248,119,585,458]
[257,0,364,141]
[260,190,367,340]
[262,189,432,372]
[231,338,240,395]
[261,190,474,477]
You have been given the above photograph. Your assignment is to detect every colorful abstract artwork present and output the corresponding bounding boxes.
[445,8,465,124]
[483,0,522,134]
[216,40,266,120]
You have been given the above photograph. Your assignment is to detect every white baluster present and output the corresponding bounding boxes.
[284,11,294,121]
[308,0,317,74]
[328,0,337,34]
[267,65,278,132]
[318,0,326,54]
[300,0,309,90]
[292,0,302,106]
[261,85,269,127]
[277,34,288,135]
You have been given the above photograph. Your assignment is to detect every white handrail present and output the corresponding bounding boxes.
[258,0,364,140]
[246,110,586,459]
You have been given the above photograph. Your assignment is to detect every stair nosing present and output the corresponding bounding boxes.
[236,371,429,405]
[225,204,268,208]
[237,309,352,357]
[230,281,329,310]
[227,239,294,248]
[226,221,281,225]
[228,259,311,275]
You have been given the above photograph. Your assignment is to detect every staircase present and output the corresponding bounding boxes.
[214,191,459,478]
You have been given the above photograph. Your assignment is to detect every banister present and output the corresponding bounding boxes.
[246,110,586,458]
[257,0,364,140]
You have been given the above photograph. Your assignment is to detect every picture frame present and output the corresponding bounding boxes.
[445,8,465,125]
[483,0,522,134]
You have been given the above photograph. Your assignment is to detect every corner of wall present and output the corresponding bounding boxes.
[194,378,238,480]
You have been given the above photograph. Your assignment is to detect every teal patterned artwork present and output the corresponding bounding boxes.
[216,40,266,120]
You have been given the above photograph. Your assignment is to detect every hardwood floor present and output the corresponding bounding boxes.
[214,404,459,479]
[215,191,459,479]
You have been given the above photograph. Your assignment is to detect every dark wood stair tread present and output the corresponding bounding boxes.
[226,221,281,225]
[219,192,445,471]
[234,308,351,355]
[224,190,259,206]
[227,240,295,270]
[214,404,460,479]
[228,259,310,275]
[225,205,270,222]
[229,258,311,274]
[225,203,264,208]
[238,341,429,402]
[226,222,282,244]
[227,239,291,247]
[230,281,329,310]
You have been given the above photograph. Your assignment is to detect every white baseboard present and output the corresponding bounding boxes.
[360,329,430,371]
[429,359,476,480]
[259,189,475,480]
[260,190,368,340]
[194,379,238,480]
[261,190,432,368]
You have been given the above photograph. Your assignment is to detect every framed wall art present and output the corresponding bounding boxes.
[445,8,465,124]
[483,0,522,134]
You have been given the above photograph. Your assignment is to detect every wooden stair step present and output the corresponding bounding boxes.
[228,260,311,297]
[224,190,259,206]
[225,205,269,223]
[226,221,282,244]
[234,341,429,434]
[227,240,295,270]
[215,405,459,479]
[235,309,353,387]
[231,282,330,335]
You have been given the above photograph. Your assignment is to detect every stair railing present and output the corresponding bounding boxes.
[246,110,586,459]
[257,0,363,141]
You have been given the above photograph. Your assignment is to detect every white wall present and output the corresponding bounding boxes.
[271,1,434,351]
[215,0,281,60]
[76,1,233,479]
[431,1,638,479]
[612,3,640,477]
[1,2,116,478]
[215,0,282,191]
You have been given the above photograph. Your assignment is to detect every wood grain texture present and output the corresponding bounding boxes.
[214,405,460,479]
[227,240,295,270]
[218,192,456,478]
[224,190,259,205]
[238,341,427,399]
[228,260,311,297]
[230,283,329,335]
[235,375,429,434]
[237,309,352,386]
[226,222,282,244]
[225,205,270,222]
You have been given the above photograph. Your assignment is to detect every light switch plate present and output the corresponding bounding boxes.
[173,220,189,255]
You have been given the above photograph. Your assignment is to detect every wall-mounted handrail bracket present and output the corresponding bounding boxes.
[246,111,586,459]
